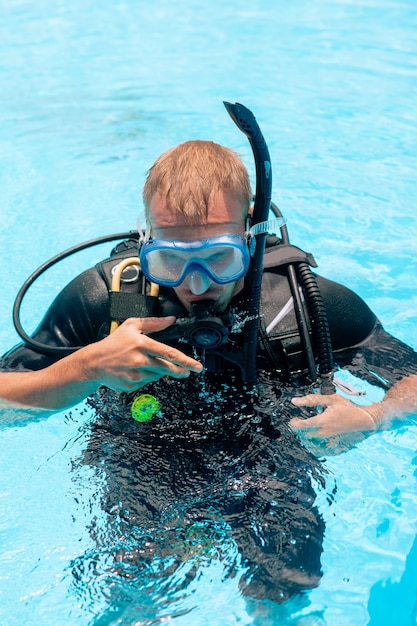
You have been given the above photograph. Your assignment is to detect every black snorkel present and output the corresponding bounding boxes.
[223,101,272,385]
[224,102,334,392]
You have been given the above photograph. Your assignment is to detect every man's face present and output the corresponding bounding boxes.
[148,191,248,311]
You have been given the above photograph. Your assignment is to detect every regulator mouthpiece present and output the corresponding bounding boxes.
[182,300,230,349]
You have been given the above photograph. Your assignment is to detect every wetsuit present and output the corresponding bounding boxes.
[2,242,417,606]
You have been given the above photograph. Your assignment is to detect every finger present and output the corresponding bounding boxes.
[291,394,338,408]
[136,363,193,386]
[146,344,203,373]
[129,316,177,333]
[120,320,203,373]
[290,419,332,439]
[290,415,323,432]
[113,359,194,391]
[149,355,198,378]
[122,346,201,377]
[111,368,176,392]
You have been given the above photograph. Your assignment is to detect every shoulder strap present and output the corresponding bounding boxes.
[95,240,160,323]
[263,242,317,269]
[110,292,159,322]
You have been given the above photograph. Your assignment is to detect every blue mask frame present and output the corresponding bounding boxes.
[139,234,251,287]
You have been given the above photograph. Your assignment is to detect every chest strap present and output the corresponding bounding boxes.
[109,257,159,332]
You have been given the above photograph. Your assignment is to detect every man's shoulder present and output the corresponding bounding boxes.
[260,264,377,352]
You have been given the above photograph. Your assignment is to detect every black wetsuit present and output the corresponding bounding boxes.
[2,242,417,606]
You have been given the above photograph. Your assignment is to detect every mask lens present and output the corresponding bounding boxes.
[144,248,184,284]
[200,245,245,281]
[140,235,249,286]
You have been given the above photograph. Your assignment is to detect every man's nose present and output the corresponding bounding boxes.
[186,270,213,295]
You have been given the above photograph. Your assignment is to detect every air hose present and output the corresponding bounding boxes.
[13,230,140,355]
[271,202,334,393]
[296,264,334,392]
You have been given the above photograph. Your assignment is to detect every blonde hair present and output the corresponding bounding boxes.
[143,140,252,223]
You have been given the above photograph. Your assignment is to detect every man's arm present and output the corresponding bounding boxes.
[282,262,417,445]
[290,374,417,437]
[0,317,203,413]
[1,262,201,415]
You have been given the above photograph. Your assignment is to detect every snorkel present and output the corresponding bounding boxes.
[224,102,334,392]
[223,101,272,385]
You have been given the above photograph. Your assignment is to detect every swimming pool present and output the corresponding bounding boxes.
[1,0,417,624]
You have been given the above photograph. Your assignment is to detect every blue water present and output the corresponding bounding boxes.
[1,0,417,624]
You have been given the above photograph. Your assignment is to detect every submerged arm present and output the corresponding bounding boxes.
[290,313,417,440]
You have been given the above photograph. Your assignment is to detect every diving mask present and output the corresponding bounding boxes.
[139,234,251,287]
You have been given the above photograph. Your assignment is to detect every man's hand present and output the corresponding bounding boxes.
[0,317,204,414]
[289,376,417,454]
[289,394,377,438]
[80,316,203,391]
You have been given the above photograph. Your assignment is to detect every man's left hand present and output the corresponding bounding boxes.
[290,393,377,438]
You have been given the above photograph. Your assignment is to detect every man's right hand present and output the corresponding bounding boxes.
[0,317,203,415]
[80,316,203,391]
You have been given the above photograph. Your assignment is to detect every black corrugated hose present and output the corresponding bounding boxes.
[296,262,335,394]
[271,202,334,394]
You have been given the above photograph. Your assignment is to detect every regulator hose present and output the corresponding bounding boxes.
[271,202,334,393]
[13,230,139,355]
[296,263,334,393]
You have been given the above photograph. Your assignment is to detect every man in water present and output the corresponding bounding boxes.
[0,140,417,603]
[0,140,416,431]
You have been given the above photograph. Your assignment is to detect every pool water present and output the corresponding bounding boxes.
[1,0,417,624]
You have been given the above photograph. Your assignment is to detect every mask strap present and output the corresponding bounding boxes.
[246,217,286,255]
[137,211,151,246]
